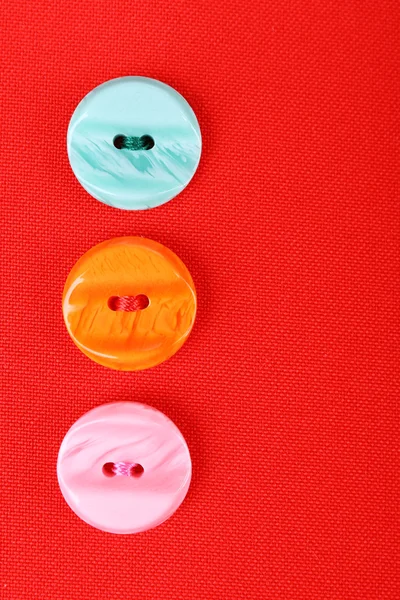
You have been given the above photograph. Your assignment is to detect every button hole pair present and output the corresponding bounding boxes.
[113,135,155,151]
[108,295,150,312]
[103,462,144,478]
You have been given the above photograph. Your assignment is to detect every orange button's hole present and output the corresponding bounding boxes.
[108,295,150,312]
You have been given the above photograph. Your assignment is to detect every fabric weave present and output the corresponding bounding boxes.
[1,1,399,598]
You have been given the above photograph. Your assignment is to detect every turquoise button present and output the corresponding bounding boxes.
[67,77,202,210]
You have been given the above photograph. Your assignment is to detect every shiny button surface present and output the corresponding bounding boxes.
[67,76,202,210]
[62,237,197,371]
[57,402,192,534]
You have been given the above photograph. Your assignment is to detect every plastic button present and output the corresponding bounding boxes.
[62,236,197,371]
[67,76,202,210]
[57,402,192,534]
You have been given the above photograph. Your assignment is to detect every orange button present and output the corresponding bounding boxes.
[62,237,197,371]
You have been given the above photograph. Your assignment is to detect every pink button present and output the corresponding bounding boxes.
[57,402,191,534]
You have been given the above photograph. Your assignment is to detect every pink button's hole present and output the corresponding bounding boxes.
[130,463,144,478]
[102,462,145,478]
[108,295,150,312]
[102,462,116,477]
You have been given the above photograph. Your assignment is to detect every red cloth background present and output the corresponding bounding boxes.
[1,1,399,598]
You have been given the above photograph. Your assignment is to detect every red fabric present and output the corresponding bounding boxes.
[1,1,399,598]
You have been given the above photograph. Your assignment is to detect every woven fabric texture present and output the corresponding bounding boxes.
[1,1,399,598]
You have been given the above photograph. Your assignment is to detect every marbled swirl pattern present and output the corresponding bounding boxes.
[57,402,192,534]
[67,77,202,210]
[62,237,197,371]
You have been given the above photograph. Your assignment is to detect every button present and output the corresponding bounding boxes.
[57,402,192,534]
[62,237,197,370]
[67,76,202,210]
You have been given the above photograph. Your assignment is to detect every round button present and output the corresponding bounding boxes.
[57,402,192,534]
[67,76,202,210]
[62,237,197,371]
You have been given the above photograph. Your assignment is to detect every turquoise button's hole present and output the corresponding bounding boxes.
[113,134,155,151]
